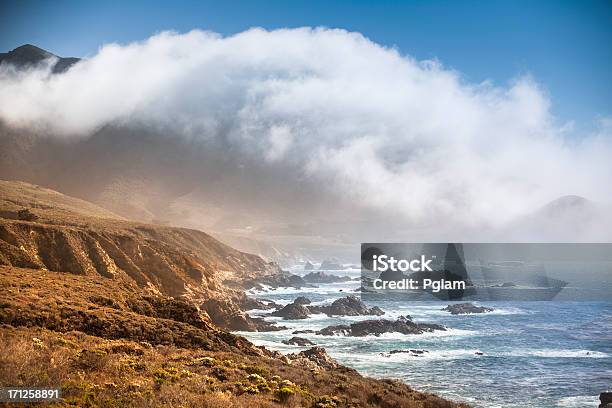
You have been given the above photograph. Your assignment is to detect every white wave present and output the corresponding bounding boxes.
[244,308,273,316]
[504,349,609,359]
[334,348,486,363]
[482,307,529,316]
[378,303,529,318]
[557,395,600,407]
[312,327,476,341]
[250,285,356,296]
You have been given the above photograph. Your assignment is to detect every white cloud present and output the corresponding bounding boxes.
[1,27,611,236]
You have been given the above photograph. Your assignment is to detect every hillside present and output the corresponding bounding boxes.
[0,268,461,408]
[0,180,280,330]
[0,180,465,407]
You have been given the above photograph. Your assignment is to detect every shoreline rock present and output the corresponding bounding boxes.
[282,336,316,346]
[287,346,346,371]
[600,391,612,408]
[308,296,385,317]
[241,273,311,290]
[270,295,385,320]
[316,316,445,337]
[292,329,315,334]
[382,349,429,357]
[270,302,311,320]
[443,302,494,315]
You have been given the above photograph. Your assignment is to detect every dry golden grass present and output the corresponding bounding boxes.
[0,182,469,407]
[0,326,467,408]
[0,267,468,408]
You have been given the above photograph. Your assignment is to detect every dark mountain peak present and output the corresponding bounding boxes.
[2,44,55,65]
[0,44,79,73]
[11,44,56,57]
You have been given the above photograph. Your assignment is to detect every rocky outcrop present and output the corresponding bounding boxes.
[270,295,385,320]
[201,298,285,331]
[316,316,445,337]
[292,329,315,334]
[238,297,280,310]
[287,346,346,371]
[293,296,311,305]
[309,296,385,317]
[270,302,311,320]
[241,273,309,290]
[303,271,352,283]
[443,303,494,315]
[600,392,612,408]
[383,349,429,357]
[282,336,315,346]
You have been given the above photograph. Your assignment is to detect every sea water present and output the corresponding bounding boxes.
[236,272,612,408]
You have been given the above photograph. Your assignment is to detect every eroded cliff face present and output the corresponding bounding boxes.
[0,180,281,329]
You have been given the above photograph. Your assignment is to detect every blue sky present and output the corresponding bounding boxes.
[1,0,611,127]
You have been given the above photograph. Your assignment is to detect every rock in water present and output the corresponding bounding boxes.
[308,296,385,317]
[270,302,311,320]
[292,329,315,334]
[241,273,309,290]
[316,316,445,337]
[328,296,385,316]
[293,296,311,305]
[442,302,493,315]
[388,349,429,356]
[282,337,315,346]
[600,392,612,408]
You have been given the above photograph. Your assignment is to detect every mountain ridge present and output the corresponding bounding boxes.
[0,44,80,73]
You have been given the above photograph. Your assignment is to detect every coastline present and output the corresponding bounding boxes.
[237,276,611,408]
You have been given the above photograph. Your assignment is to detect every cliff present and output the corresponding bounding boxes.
[0,180,280,330]
[0,180,467,407]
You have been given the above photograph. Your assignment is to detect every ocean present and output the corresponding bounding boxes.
[236,271,612,408]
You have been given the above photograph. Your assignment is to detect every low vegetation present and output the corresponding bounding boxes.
[0,182,468,407]
[0,267,467,407]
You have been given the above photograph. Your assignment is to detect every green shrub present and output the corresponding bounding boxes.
[193,356,217,367]
[276,386,295,403]
[312,395,342,408]
[239,364,271,377]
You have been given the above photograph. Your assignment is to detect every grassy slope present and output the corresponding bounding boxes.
[0,181,468,407]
